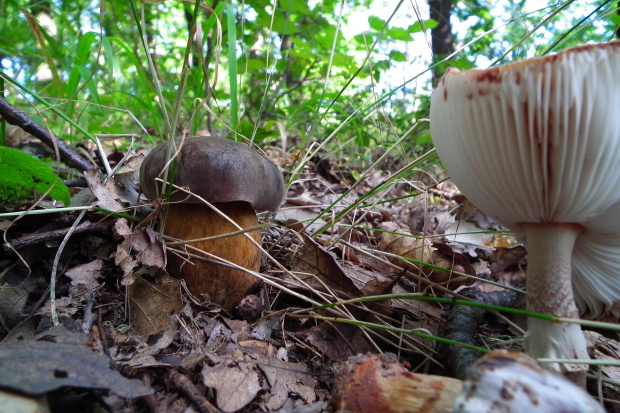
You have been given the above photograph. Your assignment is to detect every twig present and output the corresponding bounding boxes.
[0,96,96,172]
[168,369,221,413]
[50,209,88,325]
[81,298,97,333]
[442,287,517,380]
[4,219,113,251]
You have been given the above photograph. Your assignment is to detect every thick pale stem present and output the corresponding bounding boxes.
[521,223,589,378]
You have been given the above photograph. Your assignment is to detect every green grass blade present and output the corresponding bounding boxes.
[227,1,239,135]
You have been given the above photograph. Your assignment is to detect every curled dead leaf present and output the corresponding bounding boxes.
[378,222,470,292]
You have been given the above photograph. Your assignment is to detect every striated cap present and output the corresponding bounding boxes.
[140,136,285,212]
[430,42,620,229]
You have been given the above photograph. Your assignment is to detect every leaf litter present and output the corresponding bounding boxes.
[0,142,618,412]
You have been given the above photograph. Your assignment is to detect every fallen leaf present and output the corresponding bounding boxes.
[114,219,166,286]
[489,246,527,275]
[378,222,470,292]
[64,259,104,291]
[201,352,261,412]
[0,285,28,329]
[84,170,124,212]
[297,323,373,362]
[0,325,152,399]
[259,356,316,410]
[585,331,620,403]
[289,234,362,298]
[128,274,183,338]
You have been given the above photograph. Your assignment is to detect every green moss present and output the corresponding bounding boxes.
[0,146,70,206]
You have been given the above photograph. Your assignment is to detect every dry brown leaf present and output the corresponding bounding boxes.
[289,234,362,298]
[489,246,527,274]
[114,219,166,286]
[258,355,316,410]
[298,323,373,362]
[0,326,153,399]
[201,351,261,412]
[378,222,469,292]
[585,331,620,404]
[84,170,124,212]
[64,259,104,293]
[128,275,182,338]
[390,284,445,322]
[0,285,28,329]
[37,296,78,317]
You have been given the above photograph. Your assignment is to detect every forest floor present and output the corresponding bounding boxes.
[1,134,619,412]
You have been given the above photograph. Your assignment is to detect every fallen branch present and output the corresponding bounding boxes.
[4,219,114,251]
[0,96,96,172]
[442,287,517,379]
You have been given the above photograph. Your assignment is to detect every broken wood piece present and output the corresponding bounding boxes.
[454,350,605,413]
[332,353,463,413]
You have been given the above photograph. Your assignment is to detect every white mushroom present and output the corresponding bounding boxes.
[453,350,605,413]
[430,42,620,377]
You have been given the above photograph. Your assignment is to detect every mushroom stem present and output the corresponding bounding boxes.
[521,223,589,380]
[163,201,260,310]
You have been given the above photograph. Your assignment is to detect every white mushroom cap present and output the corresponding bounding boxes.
[431,42,620,320]
[572,200,620,318]
[573,237,620,318]
[430,42,620,230]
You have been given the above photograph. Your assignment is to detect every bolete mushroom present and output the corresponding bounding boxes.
[140,136,284,311]
[430,42,620,378]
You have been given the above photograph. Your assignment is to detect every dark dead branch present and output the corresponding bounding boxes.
[4,219,114,252]
[442,287,517,380]
[0,96,96,172]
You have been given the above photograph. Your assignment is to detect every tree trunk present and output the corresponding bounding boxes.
[617,1,620,39]
[429,0,454,86]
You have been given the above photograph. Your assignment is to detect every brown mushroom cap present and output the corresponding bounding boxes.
[140,136,284,212]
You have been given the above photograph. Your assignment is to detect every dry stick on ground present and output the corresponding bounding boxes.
[167,370,221,413]
[0,96,95,172]
[442,287,517,380]
[4,219,114,251]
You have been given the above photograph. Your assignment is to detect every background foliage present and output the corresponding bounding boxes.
[0,0,618,181]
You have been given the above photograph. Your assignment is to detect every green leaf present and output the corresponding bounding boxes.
[449,55,475,70]
[389,50,407,62]
[239,57,265,74]
[368,16,386,31]
[407,19,439,33]
[416,134,432,145]
[278,0,310,14]
[256,8,299,35]
[387,27,412,41]
[0,147,70,206]
[609,14,620,25]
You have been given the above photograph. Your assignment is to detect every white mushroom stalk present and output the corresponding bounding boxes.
[430,42,620,377]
